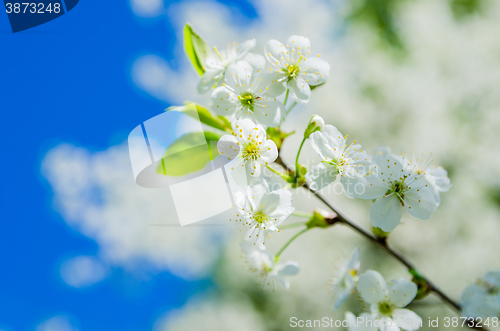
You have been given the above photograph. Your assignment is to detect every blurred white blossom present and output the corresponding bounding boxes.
[330,248,360,310]
[357,270,422,331]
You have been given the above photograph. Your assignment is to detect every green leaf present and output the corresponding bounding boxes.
[184,23,211,76]
[310,82,325,91]
[167,103,231,133]
[158,131,223,176]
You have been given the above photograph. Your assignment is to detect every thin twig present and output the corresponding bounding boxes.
[275,156,485,329]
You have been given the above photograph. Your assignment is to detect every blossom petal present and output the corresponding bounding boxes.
[354,175,388,199]
[245,159,262,179]
[259,140,278,164]
[252,100,284,127]
[286,35,310,62]
[347,247,361,271]
[392,309,422,331]
[266,190,294,225]
[246,178,270,210]
[321,125,347,150]
[257,72,287,97]
[305,163,338,191]
[242,52,266,69]
[403,186,437,220]
[217,135,240,159]
[197,68,223,93]
[380,318,401,331]
[265,39,286,69]
[334,289,352,310]
[299,57,330,86]
[288,76,311,103]
[357,270,387,303]
[232,119,259,142]
[225,61,253,93]
[276,260,300,276]
[229,157,250,185]
[485,271,500,287]
[211,86,238,115]
[387,279,417,307]
[428,166,452,192]
[309,128,340,160]
[369,194,403,232]
[235,39,256,59]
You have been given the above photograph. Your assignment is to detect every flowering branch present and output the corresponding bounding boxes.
[181,27,498,330]
[275,156,489,330]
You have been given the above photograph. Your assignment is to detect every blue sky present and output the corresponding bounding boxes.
[0,1,256,329]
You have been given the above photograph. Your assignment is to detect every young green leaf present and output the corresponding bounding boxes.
[157,131,223,176]
[184,23,211,76]
[167,103,231,133]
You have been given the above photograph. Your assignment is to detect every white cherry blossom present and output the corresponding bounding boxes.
[462,271,500,319]
[211,61,285,127]
[305,125,370,198]
[264,35,330,103]
[405,153,451,206]
[241,241,300,291]
[330,248,361,310]
[231,179,294,242]
[217,119,278,185]
[345,312,378,331]
[198,39,265,94]
[357,270,422,331]
[355,153,438,232]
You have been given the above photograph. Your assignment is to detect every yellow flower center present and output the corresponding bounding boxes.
[242,142,260,161]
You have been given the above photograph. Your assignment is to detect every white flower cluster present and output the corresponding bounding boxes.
[194,35,329,290]
[329,249,422,330]
[462,272,500,320]
[185,31,492,323]
[306,128,451,232]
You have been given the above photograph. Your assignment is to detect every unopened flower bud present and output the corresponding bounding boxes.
[306,208,337,228]
[304,115,325,138]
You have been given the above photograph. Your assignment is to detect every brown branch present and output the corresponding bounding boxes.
[276,156,486,330]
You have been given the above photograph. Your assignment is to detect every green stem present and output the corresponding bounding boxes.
[283,88,289,105]
[286,101,298,116]
[265,165,289,181]
[295,137,307,180]
[291,211,313,218]
[275,228,309,261]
